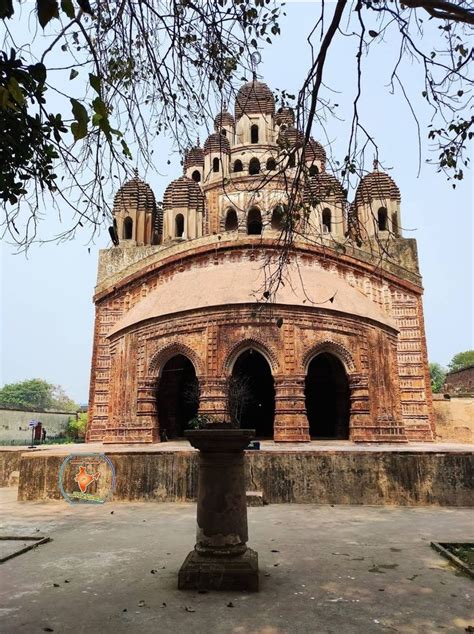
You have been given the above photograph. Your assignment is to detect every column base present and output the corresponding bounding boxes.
[178,547,259,592]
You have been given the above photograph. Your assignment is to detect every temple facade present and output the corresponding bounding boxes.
[86,79,435,444]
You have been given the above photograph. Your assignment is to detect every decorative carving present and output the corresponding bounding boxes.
[223,337,280,374]
[148,341,204,377]
[302,339,356,373]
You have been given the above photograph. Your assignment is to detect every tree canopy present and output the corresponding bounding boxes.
[0,378,78,411]
[429,362,446,393]
[448,350,474,373]
[0,0,472,248]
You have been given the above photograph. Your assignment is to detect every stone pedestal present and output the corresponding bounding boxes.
[178,429,259,592]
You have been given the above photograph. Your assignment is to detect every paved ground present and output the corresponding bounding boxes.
[0,488,472,633]
[2,440,473,455]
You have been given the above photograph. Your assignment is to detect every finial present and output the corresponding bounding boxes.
[250,51,261,79]
[196,136,200,147]
[133,167,139,178]
[223,100,228,112]
[373,157,379,171]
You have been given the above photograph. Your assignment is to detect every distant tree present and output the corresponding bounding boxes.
[67,412,88,440]
[448,350,474,373]
[0,378,78,411]
[51,384,79,412]
[429,362,447,393]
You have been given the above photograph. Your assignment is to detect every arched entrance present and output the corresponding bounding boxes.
[305,353,350,439]
[156,354,199,438]
[228,349,275,438]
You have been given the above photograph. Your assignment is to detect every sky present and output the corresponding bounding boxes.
[1,2,473,403]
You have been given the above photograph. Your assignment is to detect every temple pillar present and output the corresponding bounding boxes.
[135,377,159,442]
[348,372,372,442]
[273,374,310,442]
[198,377,228,421]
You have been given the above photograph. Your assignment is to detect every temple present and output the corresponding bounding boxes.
[86,79,435,443]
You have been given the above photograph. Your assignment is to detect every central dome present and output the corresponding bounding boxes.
[235,80,275,120]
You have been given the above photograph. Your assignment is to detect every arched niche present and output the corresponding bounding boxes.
[225,208,238,231]
[175,214,185,238]
[123,216,133,240]
[247,208,262,235]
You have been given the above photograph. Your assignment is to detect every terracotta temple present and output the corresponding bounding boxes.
[86,79,435,444]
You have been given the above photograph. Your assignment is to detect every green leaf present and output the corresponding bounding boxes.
[37,0,59,28]
[60,0,75,18]
[28,63,47,84]
[0,0,14,19]
[92,96,107,117]
[121,139,132,159]
[7,77,24,105]
[69,69,79,80]
[70,98,89,140]
[89,73,101,94]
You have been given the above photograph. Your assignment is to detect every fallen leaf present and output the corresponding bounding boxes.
[53,583,60,587]
[151,570,157,574]
[271,549,280,553]
[227,602,234,608]
[185,606,195,612]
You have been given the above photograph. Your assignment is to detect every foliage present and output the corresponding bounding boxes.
[66,411,88,440]
[448,350,474,373]
[0,1,472,250]
[429,362,447,393]
[1,0,280,246]
[186,414,213,430]
[227,374,253,428]
[0,378,78,411]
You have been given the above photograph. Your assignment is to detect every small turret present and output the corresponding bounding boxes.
[354,160,401,237]
[112,170,159,246]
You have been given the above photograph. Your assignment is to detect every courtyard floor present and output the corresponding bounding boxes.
[0,488,472,633]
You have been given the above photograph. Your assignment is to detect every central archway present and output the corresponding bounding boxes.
[305,353,350,439]
[228,349,275,438]
[156,354,199,439]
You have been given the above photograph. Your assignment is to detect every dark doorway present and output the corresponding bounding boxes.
[228,349,275,438]
[225,208,238,231]
[157,354,199,438]
[247,208,262,235]
[305,353,350,439]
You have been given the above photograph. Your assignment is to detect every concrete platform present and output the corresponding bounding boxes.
[0,487,472,633]
[3,441,472,506]
[1,442,473,505]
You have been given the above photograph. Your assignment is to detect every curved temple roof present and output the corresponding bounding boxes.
[109,258,397,337]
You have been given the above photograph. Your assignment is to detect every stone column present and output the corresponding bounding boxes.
[348,372,372,442]
[135,378,159,442]
[198,377,228,421]
[178,429,259,591]
[273,375,310,442]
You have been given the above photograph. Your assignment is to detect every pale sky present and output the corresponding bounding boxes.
[1,3,473,403]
